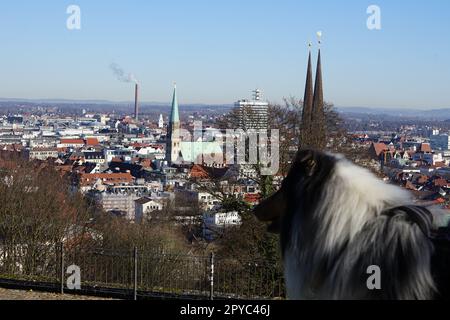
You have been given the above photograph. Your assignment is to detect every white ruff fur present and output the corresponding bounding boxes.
[317,157,412,252]
[284,156,435,300]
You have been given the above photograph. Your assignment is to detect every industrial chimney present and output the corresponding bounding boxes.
[134,83,139,121]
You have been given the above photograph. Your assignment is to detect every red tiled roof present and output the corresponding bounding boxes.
[190,164,210,179]
[371,143,389,157]
[131,143,144,148]
[60,139,84,145]
[244,193,261,204]
[434,179,448,188]
[79,172,133,186]
[139,159,153,168]
[405,181,416,191]
[420,143,432,153]
[85,138,100,146]
[189,164,229,180]
[122,118,134,124]
[417,175,429,184]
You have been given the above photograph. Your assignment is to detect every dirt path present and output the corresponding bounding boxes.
[0,287,115,300]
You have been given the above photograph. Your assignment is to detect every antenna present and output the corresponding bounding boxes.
[253,88,262,101]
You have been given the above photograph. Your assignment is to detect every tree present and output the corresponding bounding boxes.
[0,156,94,279]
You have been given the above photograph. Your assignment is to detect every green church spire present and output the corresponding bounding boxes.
[170,83,180,123]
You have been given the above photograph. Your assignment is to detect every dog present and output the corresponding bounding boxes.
[254,149,450,300]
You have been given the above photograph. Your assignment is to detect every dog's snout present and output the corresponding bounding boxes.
[253,190,287,223]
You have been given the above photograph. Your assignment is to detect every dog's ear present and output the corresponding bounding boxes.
[298,149,314,163]
[297,150,317,177]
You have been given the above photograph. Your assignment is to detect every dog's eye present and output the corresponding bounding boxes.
[305,159,315,168]
[304,159,317,177]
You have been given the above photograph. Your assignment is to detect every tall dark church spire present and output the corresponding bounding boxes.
[311,49,326,149]
[312,49,323,115]
[301,33,327,150]
[301,47,314,147]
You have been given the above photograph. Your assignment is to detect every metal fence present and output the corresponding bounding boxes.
[0,243,285,300]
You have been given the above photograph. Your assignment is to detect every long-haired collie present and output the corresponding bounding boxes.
[254,149,450,300]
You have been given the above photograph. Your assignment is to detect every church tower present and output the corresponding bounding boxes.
[301,37,326,150]
[166,84,182,164]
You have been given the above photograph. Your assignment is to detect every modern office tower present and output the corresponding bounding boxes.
[235,89,269,130]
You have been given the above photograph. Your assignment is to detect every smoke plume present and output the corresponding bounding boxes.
[110,63,139,84]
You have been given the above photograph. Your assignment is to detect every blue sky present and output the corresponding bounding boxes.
[0,0,449,108]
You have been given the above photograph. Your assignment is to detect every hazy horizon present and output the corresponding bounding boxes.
[2,96,450,112]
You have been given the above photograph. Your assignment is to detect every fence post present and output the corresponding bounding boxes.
[60,242,64,295]
[209,253,215,300]
[133,246,138,301]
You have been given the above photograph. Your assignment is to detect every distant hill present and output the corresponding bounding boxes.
[0,97,233,108]
[0,97,234,118]
[337,106,450,120]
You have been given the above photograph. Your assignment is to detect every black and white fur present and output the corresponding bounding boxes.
[254,150,450,300]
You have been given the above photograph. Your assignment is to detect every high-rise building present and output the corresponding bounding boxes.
[166,84,182,164]
[235,89,269,130]
[158,114,164,129]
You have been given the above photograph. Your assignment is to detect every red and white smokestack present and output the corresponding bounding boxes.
[134,83,139,121]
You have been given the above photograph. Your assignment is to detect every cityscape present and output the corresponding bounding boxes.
[1,0,450,309]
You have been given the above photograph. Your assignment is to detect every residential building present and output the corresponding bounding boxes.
[78,172,134,193]
[431,134,450,151]
[203,211,242,241]
[58,139,85,149]
[134,197,163,223]
[28,147,59,161]
[83,152,106,164]
[96,192,139,221]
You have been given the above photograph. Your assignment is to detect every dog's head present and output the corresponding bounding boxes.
[253,149,337,234]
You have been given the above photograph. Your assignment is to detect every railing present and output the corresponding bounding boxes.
[0,243,285,300]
